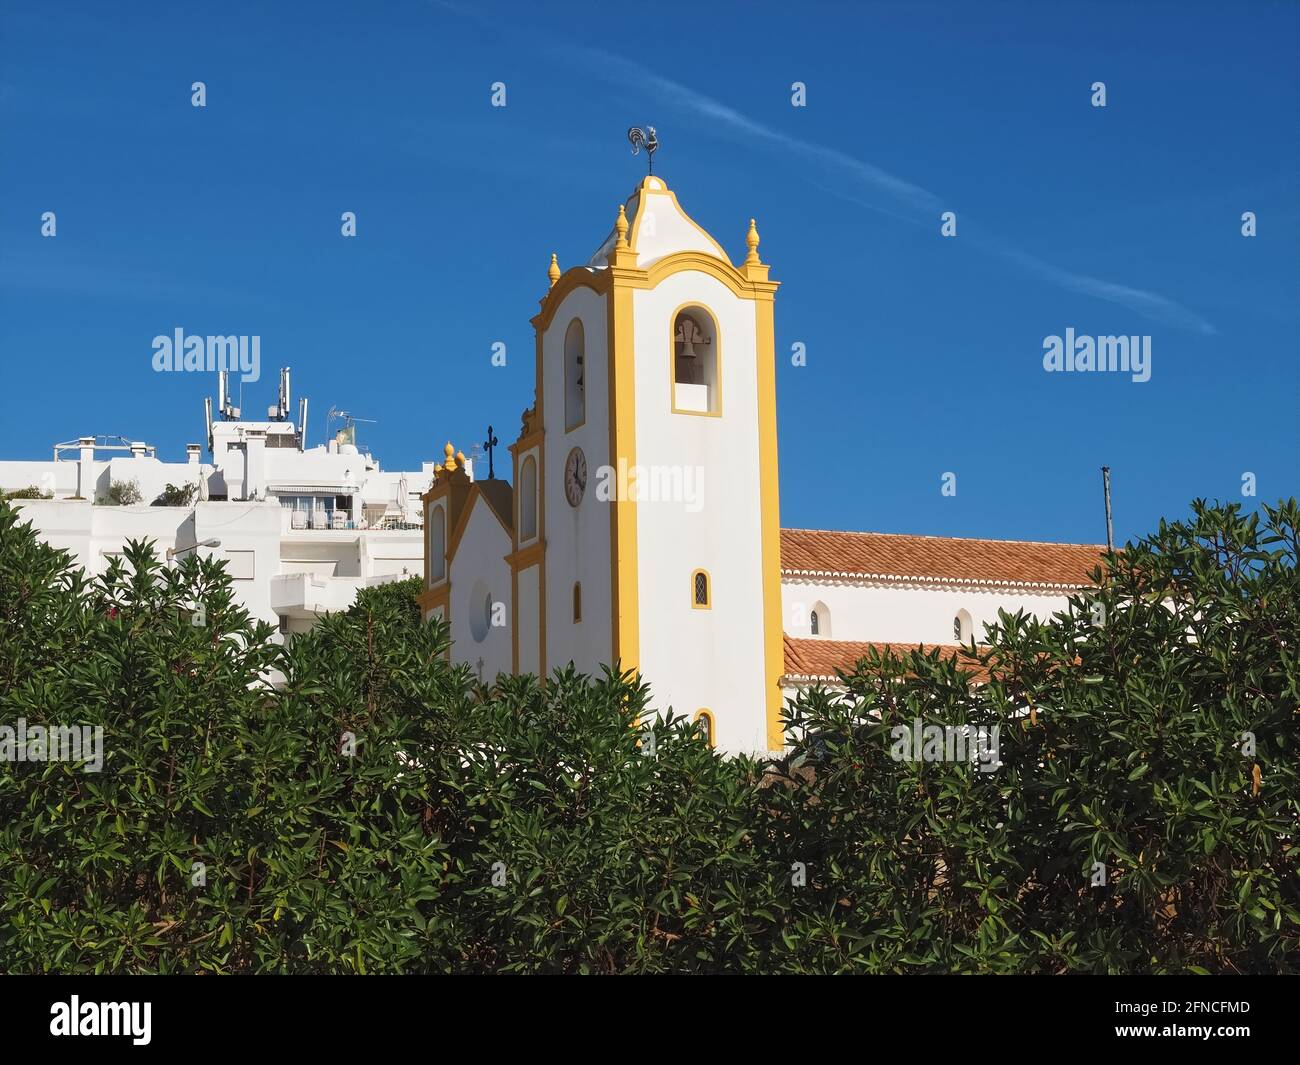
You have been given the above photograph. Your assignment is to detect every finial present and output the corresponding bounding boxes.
[548,253,561,288]
[442,441,457,472]
[615,204,629,248]
[455,450,466,467]
[744,218,761,265]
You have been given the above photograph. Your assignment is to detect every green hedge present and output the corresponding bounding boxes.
[0,497,1295,973]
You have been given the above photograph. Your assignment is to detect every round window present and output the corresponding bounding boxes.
[470,579,493,642]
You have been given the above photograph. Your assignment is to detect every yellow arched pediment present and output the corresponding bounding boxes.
[535,252,778,332]
[532,268,612,333]
[643,251,778,301]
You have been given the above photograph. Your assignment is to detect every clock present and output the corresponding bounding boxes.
[564,447,587,507]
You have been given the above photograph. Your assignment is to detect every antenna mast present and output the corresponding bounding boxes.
[1101,466,1114,552]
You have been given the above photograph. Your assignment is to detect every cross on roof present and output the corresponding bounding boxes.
[483,425,499,480]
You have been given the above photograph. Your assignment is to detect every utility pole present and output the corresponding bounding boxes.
[1101,467,1114,552]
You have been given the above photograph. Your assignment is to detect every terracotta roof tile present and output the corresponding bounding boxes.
[783,635,990,684]
[476,479,514,534]
[781,528,1103,588]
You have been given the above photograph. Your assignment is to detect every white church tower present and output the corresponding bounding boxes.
[504,174,785,753]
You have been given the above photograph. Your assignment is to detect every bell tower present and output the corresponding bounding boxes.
[519,174,784,754]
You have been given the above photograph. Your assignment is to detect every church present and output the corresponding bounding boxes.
[417,173,1103,756]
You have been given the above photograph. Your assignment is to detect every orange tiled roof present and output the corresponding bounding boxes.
[783,635,990,684]
[781,528,1103,589]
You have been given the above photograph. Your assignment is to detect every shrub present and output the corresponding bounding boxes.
[0,497,1295,973]
[100,479,142,506]
[763,499,1299,973]
[153,482,198,507]
[1,485,52,501]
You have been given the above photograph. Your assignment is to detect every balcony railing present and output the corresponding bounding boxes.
[283,507,421,532]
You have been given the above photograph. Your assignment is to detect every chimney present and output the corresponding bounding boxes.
[187,444,201,464]
[129,441,148,459]
[76,436,95,499]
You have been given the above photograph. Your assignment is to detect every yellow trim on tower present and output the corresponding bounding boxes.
[645,252,776,300]
[506,539,545,570]
[534,253,774,334]
[534,338,548,679]
[418,583,451,659]
[534,270,611,333]
[510,556,518,673]
[607,271,638,675]
[754,294,785,751]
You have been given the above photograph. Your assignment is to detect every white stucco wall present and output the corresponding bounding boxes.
[631,270,771,755]
[10,497,426,635]
[781,578,1077,646]
[541,283,612,675]
[516,563,540,677]
[448,496,512,682]
[0,457,208,504]
[12,498,283,623]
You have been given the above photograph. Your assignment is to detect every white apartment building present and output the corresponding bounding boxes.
[0,369,460,637]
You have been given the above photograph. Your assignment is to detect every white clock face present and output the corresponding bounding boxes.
[565,447,587,507]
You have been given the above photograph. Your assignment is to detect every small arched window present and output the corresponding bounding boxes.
[519,455,538,542]
[954,609,973,644]
[694,710,715,748]
[428,504,446,584]
[672,307,719,415]
[691,569,711,609]
[809,600,830,638]
[572,581,582,623]
[564,318,585,430]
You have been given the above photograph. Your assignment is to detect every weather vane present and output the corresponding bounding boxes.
[627,126,659,174]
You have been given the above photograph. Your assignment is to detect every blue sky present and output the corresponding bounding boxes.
[2,0,1296,546]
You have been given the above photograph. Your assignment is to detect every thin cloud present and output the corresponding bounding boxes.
[991,245,1217,335]
[567,45,942,216]
[568,46,1214,335]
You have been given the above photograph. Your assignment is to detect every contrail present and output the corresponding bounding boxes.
[428,3,1215,335]
[567,45,1214,335]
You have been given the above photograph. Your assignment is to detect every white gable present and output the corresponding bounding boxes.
[587,176,730,270]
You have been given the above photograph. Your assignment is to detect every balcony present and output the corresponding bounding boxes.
[285,508,360,532]
[271,573,365,617]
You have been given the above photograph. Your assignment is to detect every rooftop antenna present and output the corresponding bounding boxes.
[326,407,377,447]
[1101,466,1114,552]
[273,367,290,421]
[627,126,658,175]
[216,370,239,420]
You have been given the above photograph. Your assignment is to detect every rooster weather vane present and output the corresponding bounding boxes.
[627,126,659,174]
